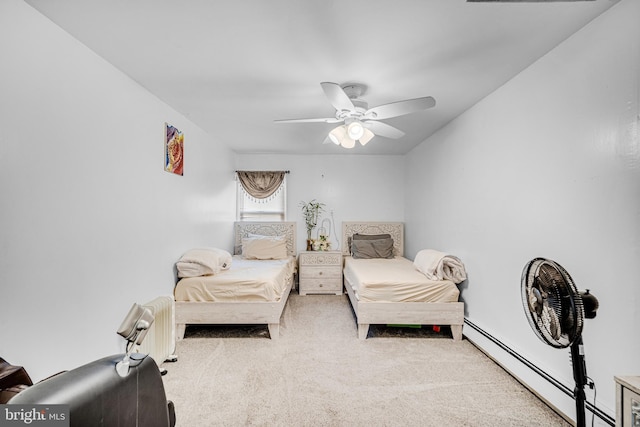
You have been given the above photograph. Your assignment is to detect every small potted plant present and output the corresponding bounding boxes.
[300,199,324,251]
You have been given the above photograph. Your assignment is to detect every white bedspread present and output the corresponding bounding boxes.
[343,256,460,303]
[174,256,295,302]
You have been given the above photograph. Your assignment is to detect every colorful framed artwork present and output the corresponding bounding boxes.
[164,122,184,175]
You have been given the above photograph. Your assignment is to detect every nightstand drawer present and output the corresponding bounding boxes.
[298,252,342,266]
[300,278,342,294]
[299,266,342,279]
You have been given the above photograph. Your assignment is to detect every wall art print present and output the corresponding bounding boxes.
[164,122,184,176]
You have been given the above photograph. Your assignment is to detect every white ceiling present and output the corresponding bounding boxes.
[25,0,619,155]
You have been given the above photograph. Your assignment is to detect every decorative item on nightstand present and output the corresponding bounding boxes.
[317,234,330,251]
[298,251,343,295]
[300,199,324,251]
[316,218,332,251]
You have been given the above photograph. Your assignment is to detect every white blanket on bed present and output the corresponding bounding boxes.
[343,257,459,303]
[174,256,295,302]
[413,249,467,284]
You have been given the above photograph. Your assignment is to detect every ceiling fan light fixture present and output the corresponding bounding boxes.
[347,121,365,140]
[328,124,358,149]
[341,137,356,149]
[359,128,375,146]
[328,125,346,145]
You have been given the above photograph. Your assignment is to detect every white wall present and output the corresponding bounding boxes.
[404,0,639,423]
[236,154,405,251]
[0,0,236,382]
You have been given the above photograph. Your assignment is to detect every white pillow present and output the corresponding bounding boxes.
[242,236,288,260]
[235,234,285,255]
[176,248,232,278]
[413,249,444,280]
[247,233,285,240]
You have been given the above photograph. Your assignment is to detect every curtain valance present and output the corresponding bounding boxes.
[236,171,288,203]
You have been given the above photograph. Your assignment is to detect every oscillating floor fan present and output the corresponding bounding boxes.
[521,258,599,427]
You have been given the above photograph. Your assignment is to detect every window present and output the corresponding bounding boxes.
[236,171,287,221]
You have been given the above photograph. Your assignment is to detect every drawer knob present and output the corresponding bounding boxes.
[319,283,323,287]
[319,271,323,275]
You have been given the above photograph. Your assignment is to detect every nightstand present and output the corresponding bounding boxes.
[298,251,343,295]
[615,376,640,427]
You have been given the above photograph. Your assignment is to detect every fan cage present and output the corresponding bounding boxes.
[521,258,584,349]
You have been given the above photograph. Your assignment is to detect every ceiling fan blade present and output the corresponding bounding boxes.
[320,82,355,112]
[365,96,436,120]
[363,121,405,139]
[274,117,342,124]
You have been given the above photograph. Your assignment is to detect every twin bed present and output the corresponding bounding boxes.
[173,221,465,342]
[174,222,296,340]
[341,222,465,341]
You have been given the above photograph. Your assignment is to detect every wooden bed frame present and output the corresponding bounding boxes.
[342,222,464,341]
[175,221,296,340]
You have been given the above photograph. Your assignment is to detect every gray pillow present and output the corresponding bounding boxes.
[349,233,392,253]
[351,238,394,259]
[352,233,392,241]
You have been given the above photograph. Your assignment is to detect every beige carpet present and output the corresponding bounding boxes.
[162,293,570,426]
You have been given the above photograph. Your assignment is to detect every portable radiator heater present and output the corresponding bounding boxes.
[133,295,178,373]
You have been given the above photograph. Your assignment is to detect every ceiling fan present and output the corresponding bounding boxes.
[274,82,435,149]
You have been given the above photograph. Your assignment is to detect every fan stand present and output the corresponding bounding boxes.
[570,336,588,427]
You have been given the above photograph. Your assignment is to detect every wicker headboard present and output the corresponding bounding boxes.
[341,222,404,257]
[233,222,297,257]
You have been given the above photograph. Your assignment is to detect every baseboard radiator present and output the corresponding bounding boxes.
[464,319,615,426]
[134,296,178,368]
